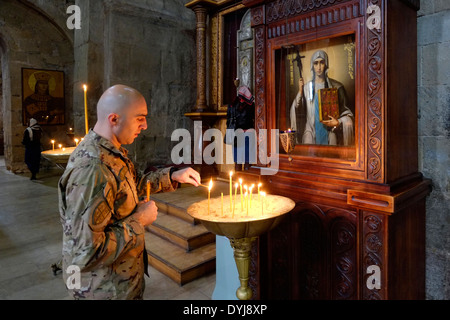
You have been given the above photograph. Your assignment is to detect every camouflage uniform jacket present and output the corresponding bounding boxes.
[58,130,177,299]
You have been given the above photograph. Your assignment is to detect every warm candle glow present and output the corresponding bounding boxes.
[260,191,266,215]
[233,183,238,218]
[208,178,213,214]
[146,180,150,202]
[258,183,262,198]
[249,184,254,208]
[58,144,62,149]
[74,138,79,146]
[229,171,233,210]
[51,140,55,150]
[83,84,88,135]
[239,179,243,210]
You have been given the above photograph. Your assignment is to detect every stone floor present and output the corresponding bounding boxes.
[0,156,215,300]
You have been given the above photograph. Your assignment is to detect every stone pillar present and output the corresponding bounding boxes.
[192,5,209,112]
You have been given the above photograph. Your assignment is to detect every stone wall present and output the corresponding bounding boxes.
[72,0,196,173]
[0,0,74,172]
[417,0,450,300]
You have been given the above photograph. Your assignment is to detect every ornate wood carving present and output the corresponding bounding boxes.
[266,0,363,38]
[265,0,353,23]
[251,5,267,167]
[362,212,385,299]
[365,0,384,182]
[192,5,209,111]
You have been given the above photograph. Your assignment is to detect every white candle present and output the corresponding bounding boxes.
[260,192,266,215]
[208,178,213,214]
[229,171,233,210]
[239,179,243,210]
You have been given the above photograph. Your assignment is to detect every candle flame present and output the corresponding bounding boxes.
[208,179,213,191]
[83,84,87,91]
[51,140,55,143]
[239,178,242,184]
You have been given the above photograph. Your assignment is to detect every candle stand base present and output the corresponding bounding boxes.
[229,237,257,300]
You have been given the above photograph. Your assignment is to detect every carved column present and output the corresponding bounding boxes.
[192,5,209,112]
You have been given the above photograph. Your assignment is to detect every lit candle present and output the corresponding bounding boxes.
[221,192,224,216]
[239,178,243,210]
[245,191,249,216]
[229,171,233,210]
[74,138,79,146]
[58,144,62,149]
[244,185,248,212]
[62,147,66,151]
[233,183,238,218]
[260,191,266,215]
[258,183,262,199]
[208,178,213,214]
[83,84,88,135]
[146,180,150,202]
[51,140,55,151]
[249,184,254,208]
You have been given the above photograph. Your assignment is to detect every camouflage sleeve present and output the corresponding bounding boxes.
[136,167,178,198]
[60,162,144,271]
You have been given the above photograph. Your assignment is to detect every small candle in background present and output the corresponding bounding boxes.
[58,144,62,149]
[258,183,262,199]
[75,138,79,146]
[221,193,224,216]
[208,178,213,214]
[51,140,55,150]
[249,184,254,208]
[233,183,238,218]
[260,192,266,215]
[239,179,243,210]
[245,191,249,216]
[229,171,233,210]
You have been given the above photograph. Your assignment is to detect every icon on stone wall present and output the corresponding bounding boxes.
[22,68,65,126]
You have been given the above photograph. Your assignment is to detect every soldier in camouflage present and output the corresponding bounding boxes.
[58,84,200,299]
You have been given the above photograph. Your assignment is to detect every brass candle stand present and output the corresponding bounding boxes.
[187,194,295,300]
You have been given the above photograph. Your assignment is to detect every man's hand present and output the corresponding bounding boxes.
[171,167,201,187]
[133,200,158,227]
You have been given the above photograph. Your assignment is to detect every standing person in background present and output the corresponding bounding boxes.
[22,118,43,180]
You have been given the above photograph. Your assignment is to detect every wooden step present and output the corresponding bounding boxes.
[145,231,216,285]
[146,212,215,251]
[144,181,231,285]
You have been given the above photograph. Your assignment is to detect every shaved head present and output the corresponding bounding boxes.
[97,84,144,120]
[93,84,148,148]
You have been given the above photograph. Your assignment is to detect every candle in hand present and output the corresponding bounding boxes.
[146,180,151,202]
[83,84,88,135]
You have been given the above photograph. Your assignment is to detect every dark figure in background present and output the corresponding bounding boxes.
[226,86,255,171]
[22,118,43,180]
